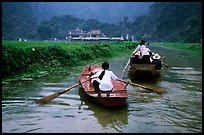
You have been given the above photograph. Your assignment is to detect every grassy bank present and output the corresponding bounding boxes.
[151,42,202,60]
[2,41,136,81]
[2,41,201,98]
[3,41,202,81]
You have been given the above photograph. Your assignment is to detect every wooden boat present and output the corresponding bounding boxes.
[128,56,161,81]
[78,88,128,127]
[78,64,128,107]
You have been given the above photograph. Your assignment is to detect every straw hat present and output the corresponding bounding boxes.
[153,53,161,59]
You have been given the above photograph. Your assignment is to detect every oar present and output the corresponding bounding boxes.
[34,78,91,105]
[120,58,131,79]
[162,62,172,68]
[117,79,165,94]
[161,56,172,68]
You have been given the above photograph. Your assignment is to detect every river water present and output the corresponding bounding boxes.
[2,45,202,133]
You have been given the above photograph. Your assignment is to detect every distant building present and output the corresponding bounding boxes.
[67,27,124,42]
[85,30,105,37]
[110,37,124,41]
[67,27,85,41]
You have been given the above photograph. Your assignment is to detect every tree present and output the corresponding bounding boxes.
[36,25,53,40]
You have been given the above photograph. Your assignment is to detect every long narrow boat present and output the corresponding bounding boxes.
[128,56,161,81]
[78,64,128,107]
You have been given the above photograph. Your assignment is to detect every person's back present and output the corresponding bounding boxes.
[140,44,150,57]
[139,41,151,64]
[90,62,118,92]
[99,70,118,91]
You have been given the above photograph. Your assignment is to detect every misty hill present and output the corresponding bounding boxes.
[28,2,153,24]
[36,2,202,42]
[132,2,202,42]
[2,2,202,43]
[36,15,125,40]
[2,2,37,40]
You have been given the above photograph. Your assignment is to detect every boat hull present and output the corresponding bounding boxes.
[80,89,127,107]
[128,64,161,81]
[79,64,128,107]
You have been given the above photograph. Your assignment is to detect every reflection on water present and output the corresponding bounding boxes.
[2,46,202,133]
[78,88,128,132]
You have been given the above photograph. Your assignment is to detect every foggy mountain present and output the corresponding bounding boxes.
[28,2,153,24]
[2,2,37,40]
[3,2,200,42]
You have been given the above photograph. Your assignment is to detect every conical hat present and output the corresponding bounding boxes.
[153,53,161,59]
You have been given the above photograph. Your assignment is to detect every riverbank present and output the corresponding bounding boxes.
[2,41,135,79]
[2,41,202,98]
[2,41,202,133]
[2,41,135,98]
[151,42,202,60]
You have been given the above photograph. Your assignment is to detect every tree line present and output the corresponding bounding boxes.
[2,2,202,43]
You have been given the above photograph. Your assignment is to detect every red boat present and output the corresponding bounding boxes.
[78,64,128,107]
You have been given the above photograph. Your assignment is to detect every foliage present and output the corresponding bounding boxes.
[2,2,37,40]
[35,2,202,43]
[2,41,136,79]
[2,2,201,43]
[131,2,202,43]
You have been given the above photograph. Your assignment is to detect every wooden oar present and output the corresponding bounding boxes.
[117,79,165,94]
[120,58,131,79]
[161,56,172,68]
[34,78,91,105]
[162,62,172,68]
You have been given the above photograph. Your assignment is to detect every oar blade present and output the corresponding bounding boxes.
[34,92,61,105]
[34,80,88,105]
[131,82,165,94]
[142,87,165,94]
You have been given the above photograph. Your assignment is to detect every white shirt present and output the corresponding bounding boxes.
[133,44,150,57]
[90,70,119,91]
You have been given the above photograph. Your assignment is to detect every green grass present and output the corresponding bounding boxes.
[2,40,201,99]
[2,41,136,99]
[2,41,136,79]
[151,42,202,59]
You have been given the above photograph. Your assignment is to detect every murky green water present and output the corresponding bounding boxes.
[2,46,202,133]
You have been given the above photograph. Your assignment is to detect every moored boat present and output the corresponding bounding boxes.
[78,64,128,107]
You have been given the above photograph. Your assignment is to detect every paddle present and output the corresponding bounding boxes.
[162,62,172,68]
[117,79,165,94]
[161,56,172,68]
[34,78,91,105]
[120,58,131,79]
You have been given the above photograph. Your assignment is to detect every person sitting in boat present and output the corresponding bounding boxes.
[90,62,119,93]
[152,53,162,70]
[131,51,141,65]
[133,39,151,64]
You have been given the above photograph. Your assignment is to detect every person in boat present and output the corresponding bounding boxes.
[152,53,162,70]
[131,51,141,65]
[132,39,151,64]
[90,62,119,93]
